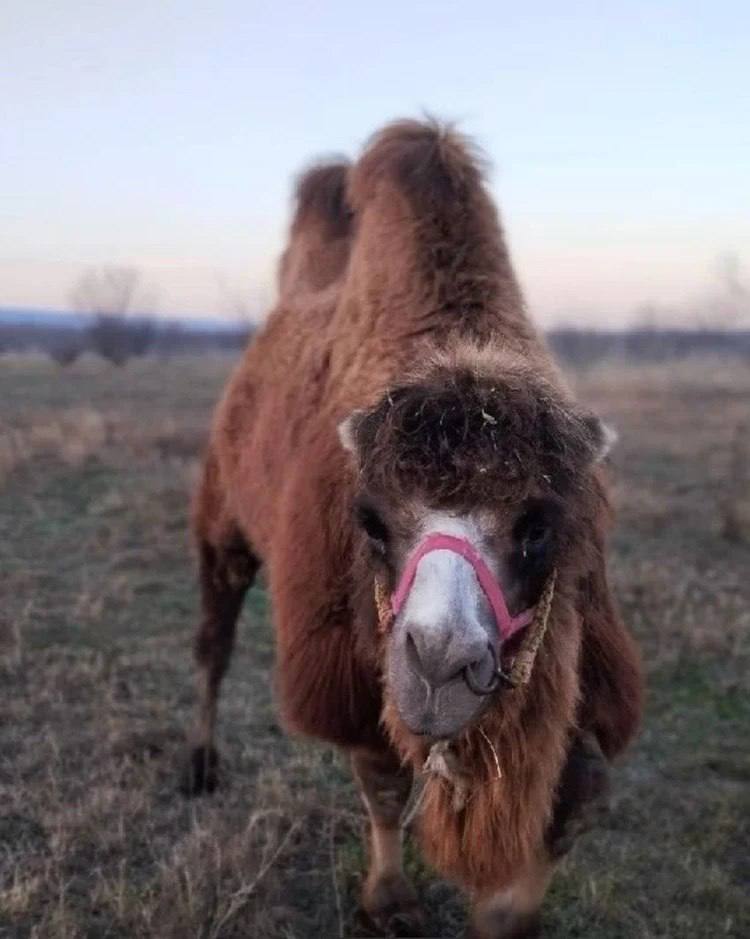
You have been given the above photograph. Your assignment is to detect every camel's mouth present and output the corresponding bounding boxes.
[388,658,494,739]
[386,623,499,739]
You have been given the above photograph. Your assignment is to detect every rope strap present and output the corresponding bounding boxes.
[507,568,557,688]
[373,577,394,635]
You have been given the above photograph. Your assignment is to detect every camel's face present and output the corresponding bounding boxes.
[354,496,558,739]
[339,368,612,739]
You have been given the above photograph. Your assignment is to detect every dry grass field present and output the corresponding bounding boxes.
[1,353,748,938]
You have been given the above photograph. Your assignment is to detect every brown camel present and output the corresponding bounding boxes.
[184,119,642,938]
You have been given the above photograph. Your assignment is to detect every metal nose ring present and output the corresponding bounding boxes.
[462,642,515,696]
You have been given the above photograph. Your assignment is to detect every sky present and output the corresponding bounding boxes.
[2,1,749,327]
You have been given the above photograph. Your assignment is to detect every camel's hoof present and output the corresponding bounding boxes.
[362,872,425,937]
[465,909,542,939]
[179,745,219,796]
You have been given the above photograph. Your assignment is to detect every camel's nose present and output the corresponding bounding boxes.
[404,621,492,689]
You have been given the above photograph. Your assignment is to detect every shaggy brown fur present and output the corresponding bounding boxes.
[352,365,601,508]
[187,119,643,934]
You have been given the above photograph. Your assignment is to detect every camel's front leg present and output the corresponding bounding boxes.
[350,746,425,937]
[546,731,611,859]
[468,731,612,938]
[467,852,552,939]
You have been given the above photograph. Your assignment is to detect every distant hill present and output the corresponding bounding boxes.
[0,307,86,328]
[1,307,748,363]
[0,307,253,357]
[0,306,243,333]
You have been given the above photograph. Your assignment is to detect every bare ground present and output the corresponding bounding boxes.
[1,354,748,938]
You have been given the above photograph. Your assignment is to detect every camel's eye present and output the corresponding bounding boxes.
[522,523,551,556]
[355,500,389,552]
[513,502,555,559]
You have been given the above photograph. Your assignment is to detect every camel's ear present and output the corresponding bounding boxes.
[584,415,618,463]
[338,411,364,456]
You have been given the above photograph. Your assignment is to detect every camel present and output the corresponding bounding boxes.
[184,119,642,938]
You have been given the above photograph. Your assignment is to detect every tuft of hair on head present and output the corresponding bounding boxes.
[347,116,489,211]
[342,368,613,510]
[585,418,618,464]
[292,159,353,238]
[338,411,363,457]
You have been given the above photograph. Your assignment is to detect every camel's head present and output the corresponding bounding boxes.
[340,356,613,740]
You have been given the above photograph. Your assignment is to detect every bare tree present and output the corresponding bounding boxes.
[692,252,750,329]
[215,273,262,347]
[70,266,158,365]
[713,252,749,326]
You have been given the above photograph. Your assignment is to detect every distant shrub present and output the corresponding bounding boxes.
[49,342,83,367]
[70,266,157,366]
[88,314,156,366]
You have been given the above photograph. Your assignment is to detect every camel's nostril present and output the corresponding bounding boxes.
[468,656,486,677]
[444,655,482,684]
[463,643,508,696]
[405,630,422,672]
[403,624,494,689]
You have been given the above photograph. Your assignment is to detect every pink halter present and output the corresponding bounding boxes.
[391,532,535,642]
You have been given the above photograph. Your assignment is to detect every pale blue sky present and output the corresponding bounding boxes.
[2,1,748,325]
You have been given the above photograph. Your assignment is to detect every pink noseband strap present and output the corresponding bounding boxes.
[391,532,535,642]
